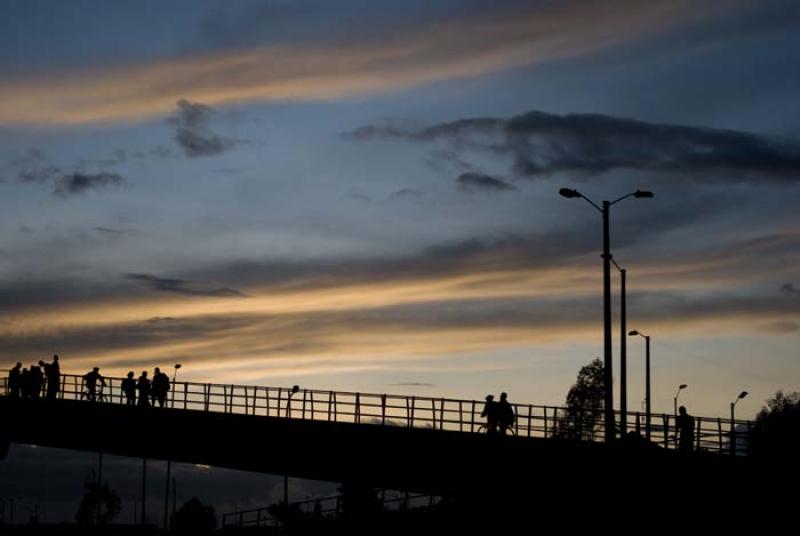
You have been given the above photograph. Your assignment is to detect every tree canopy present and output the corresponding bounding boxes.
[171,497,217,533]
[749,390,800,458]
[555,357,605,440]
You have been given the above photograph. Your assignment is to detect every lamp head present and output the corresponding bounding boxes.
[628,330,639,336]
[738,391,748,400]
[633,190,654,198]
[679,384,688,390]
[559,188,582,199]
[174,364,182,370]
[291,385,300,394]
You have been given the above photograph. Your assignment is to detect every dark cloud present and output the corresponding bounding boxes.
[457,172,516,193]
[93,226,135,235]
[168,99,237,157]
[388,188,424,200]
[52,171,125,197]
[781,283,800,295]
[763,321,799,334]
[349,110,800,183]
[17,165,61,183]
[124,273,246,298]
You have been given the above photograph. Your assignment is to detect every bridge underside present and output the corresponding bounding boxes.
[0,396,790,519]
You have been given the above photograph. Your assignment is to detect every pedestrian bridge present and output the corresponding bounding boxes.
[0,372,756,497]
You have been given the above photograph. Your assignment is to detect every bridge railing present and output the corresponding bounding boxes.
[221,491,440,527]
[0,372,752,454]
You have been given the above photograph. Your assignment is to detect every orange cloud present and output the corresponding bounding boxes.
[0,0,739,125]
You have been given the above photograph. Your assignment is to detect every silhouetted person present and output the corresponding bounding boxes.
[677,405,695,453]
[40,355,61,400]
[46,354,60,400]
[151,367,170,408]
[20,368,31,399]
[8,362,22,398]
[497,392,515,436]
[83,367,105,402]
[122,371,137,406]
[29,365,44,399]
[136,372,151,408]
[481,395,498,434]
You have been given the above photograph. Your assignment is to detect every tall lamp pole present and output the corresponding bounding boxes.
[730,391,748,455]
[560,188,654,442]
[612,259,627,436]
[628,330,652,441]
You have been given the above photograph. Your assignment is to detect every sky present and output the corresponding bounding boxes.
[1,0,799,424]
[2,0,800,523]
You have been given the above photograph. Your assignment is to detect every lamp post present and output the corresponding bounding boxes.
[730,391,748,455]
[628,330,652,441]
[611,259,627,436]
[673,384,688,448]
[560,187,654,442]
[673,384,688,417]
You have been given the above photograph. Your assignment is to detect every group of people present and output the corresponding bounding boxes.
[120,367,171,408]
[481,392,516,435]
[7,355,61,400]
[6,358,172,409]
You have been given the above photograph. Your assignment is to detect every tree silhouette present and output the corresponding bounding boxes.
[555,358,605,440]
[74,475,121,526]
[170,497,216,533]
[749,390,800,458]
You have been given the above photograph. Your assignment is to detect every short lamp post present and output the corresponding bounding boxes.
[628,329,652,441]
[730,391,748,455]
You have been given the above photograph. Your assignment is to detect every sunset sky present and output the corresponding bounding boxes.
[1,0,799,420]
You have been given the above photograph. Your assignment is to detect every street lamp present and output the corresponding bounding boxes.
[171,364,182,408]
[730,391,748,455]
[611,258,627,436]
[674,384,688,417]
[560,187,654,443]
[628,329,652,441]
[673,384,688,448]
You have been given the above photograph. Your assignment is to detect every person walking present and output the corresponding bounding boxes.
[481,395,498,435]
[676,406,695,453]
[151,367,170,408]
[496,392,516,436]
[8,362,22,398]
[122,371,137,406]
[136,371,151,408]
[42,355,61,400]
[83,367,105,402]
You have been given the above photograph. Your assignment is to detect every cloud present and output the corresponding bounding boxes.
[763,321,799,334]
[124,272,246,298]
[52,171,125,197]
[168,99,236,157]
[93,226,135,235]
[389,188,424,200]
[0,0,742,124]
[351,110,800,183]
[457,172,516,193]
[781,283,800,295]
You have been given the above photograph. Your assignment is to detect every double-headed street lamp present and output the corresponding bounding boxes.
[560,188,654,443]
[628,329,651,441]
[730,391,748,455]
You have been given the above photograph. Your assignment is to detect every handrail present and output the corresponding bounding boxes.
[221,491,440,527]
[0,370,753,455]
